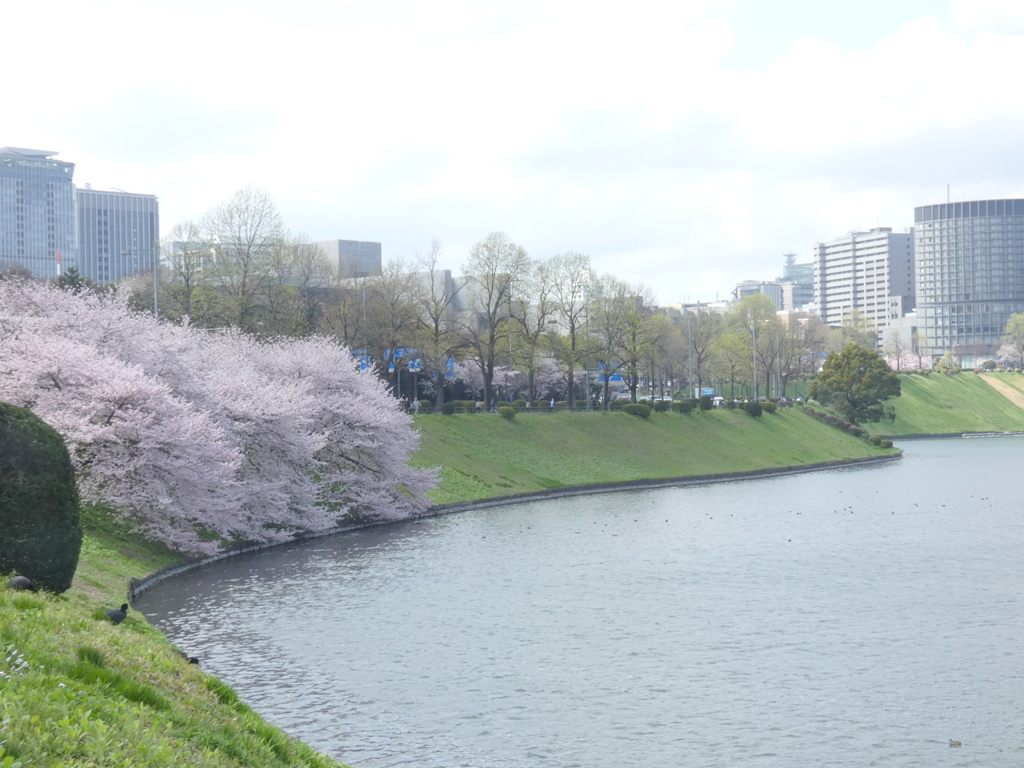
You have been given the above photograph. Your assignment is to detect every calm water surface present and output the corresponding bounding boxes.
[137,439,1024,767]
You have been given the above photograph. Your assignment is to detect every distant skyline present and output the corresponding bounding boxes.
[7,0,1024,303]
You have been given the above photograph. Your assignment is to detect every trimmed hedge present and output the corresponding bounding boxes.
[673,401,694,414]
[0,402,82,593]
[498,406,516,421]
[441,402,456,415]
[622,404,652,418]
[761,402,777,414]
[742,401,762,417]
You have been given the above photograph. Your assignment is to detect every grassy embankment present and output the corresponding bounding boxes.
[0,506,350,768]
[865,371,1024,437]
[411,407,895,504]
[3,406,893,766]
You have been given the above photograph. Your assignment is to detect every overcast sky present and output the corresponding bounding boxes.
[7,0,1024,303]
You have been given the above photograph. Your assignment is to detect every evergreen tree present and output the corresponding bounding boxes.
[808,343,900,424]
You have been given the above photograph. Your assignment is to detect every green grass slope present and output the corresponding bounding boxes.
[0,509,349,768]
[867,372,1024,436]
[412,408,893,504]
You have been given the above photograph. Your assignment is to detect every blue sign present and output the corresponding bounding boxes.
[409,358,422,372]
[351,349,371,371]
[385,347,420,362]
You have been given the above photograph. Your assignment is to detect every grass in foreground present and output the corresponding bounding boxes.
[412,407,894,504]
[866,372,1024,436]
[0,508,349,768]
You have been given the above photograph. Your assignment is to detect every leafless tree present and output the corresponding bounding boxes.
[201,185,284,333]
[509,258,557,405]
[458,232,530,407]
[412,238,465,408]
[548,252,592,405]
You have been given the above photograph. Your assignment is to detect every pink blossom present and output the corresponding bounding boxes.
[0,281,437,554]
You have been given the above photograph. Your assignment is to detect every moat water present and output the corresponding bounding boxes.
[136,438,1024,767]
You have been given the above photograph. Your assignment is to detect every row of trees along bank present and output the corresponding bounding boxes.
[42,187,906,409]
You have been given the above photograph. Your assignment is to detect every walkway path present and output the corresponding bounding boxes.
[980,374,1024,409]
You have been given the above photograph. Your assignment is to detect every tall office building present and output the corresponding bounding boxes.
[315,239,382,278]
[914,199,1024,364]
[779,253,814,310]
[76,186,159,284]
[733,280,783,310]
[813,227,915,344]
[0,147,78,278]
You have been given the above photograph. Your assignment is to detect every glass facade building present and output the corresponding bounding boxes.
[780,252,814,310]
[315,239,383,278]
[0,147,77,278]
[77,188,160,284]
[914,199,1024,363]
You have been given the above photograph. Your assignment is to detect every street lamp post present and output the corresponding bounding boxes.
[151,241,159,317]
[687,314,693,398]
[752,323,757,400]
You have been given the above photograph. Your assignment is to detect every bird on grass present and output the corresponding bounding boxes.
[104,604,129,625]
[8,575,34,591]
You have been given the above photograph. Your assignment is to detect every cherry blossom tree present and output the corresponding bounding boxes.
[0,279,436,554]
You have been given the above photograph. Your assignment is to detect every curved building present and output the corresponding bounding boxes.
[915,199,1024,364]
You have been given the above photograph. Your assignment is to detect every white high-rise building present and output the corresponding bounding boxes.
[813,227,915,344]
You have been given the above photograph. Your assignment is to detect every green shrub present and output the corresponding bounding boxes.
[623,404,651,418]
[724,399,738,409]
[418,399,432,410]
[555,401,569,410]
[575,400,587,408]
[847,425,862,437]
[673,401,694,414]
[880,439,893,449]
[699,395,713,411]
[512,399,527,410]
[441,402,456,415]
[497,400,511,409]
[742,401,762,417]
[761,402,777,414]
[869,435,882,446]
[498,406,516,420]
[0,402,82,593]
[653,400,671,412]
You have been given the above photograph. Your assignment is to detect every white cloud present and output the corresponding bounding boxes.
[5,0,1024,302]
